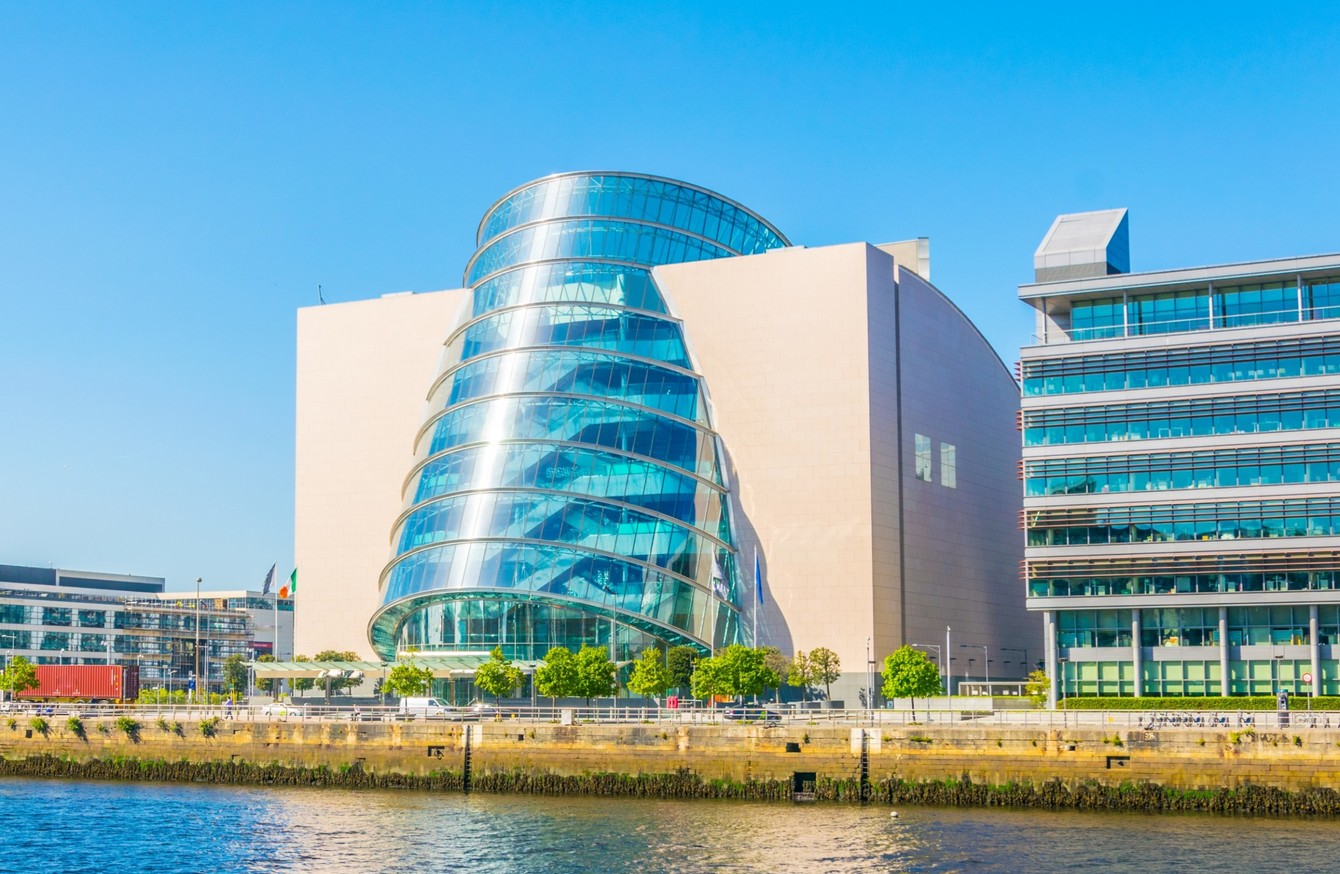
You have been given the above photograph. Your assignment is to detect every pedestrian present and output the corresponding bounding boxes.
[223,695,233,718]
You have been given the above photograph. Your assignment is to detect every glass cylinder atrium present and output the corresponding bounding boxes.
[368,173,789,661]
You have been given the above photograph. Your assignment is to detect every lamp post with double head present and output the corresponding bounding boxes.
[1000,647,1028,679]
[911,643,943,695]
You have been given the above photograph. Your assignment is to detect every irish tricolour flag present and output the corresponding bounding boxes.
[279,568,297,599]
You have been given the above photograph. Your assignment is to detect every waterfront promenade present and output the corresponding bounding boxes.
[6,704,1340,813]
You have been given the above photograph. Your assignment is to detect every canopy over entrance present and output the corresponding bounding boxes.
[250,653,540,680]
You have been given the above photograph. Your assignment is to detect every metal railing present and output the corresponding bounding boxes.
[4,700,1338,731]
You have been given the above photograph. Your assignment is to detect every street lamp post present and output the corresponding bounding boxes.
[194,577,202,704]
[1000,647,1028,678]
[911,643,943,694]
[1058,656,1069,721]
[945,626,951,695]
[960,643,990,692]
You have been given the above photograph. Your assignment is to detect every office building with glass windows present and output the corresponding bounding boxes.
[296,172,1033,701]
[0,563,291,694]
[1023,209,1340,701]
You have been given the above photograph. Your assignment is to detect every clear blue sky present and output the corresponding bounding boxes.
[2,3,1337,592]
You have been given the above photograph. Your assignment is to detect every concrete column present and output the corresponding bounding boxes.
[1219,607,1231,697]
[1131,609,1143,698]
[1311,604,1321,699]
[1044,610,1057,709]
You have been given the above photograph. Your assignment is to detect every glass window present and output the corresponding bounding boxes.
[1217,281,1298,328]
[1129,289,1209,336]
[915,434,932,482]
[1307,277,1340,321]
[1069,297,1124,341]
[940,443,956,489]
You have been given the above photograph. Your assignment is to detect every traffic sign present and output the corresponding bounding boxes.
[1303,672,1314,684]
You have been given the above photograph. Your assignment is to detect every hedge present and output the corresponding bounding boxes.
[1061,696,1340,711]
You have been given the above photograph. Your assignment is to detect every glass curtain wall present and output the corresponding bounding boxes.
[369,173,789,661]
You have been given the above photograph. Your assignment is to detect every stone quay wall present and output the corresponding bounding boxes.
[4,715,1340,813]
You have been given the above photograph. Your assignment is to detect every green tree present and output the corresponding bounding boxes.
[695,645,778,701]
[761,647,789,703]
[574,644,617,704]
[881,646,943,720]
[1025,669,1050,708]
[222,654,249,698]
[689,655,729,702]
[314,649,362,697]
[0,656,39,700]
[726,645,779,699]
[292,654,315,696]
[626,649,671,700]
[666,646,699,693]
[473,646,523,703]
[534,647,577,704]
[385,662,435,698]
[808,647,842,701]
[254,653,277,694]
[787,650,815,702]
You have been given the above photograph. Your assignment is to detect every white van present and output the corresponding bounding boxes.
[398,697,450,718]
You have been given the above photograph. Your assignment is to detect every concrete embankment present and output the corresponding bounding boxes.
[5,716,1340,813]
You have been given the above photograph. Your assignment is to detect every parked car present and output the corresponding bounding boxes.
[723,705,782,722]
[398,697,451,718]
[467,700,501,717]
[261,702,305,718]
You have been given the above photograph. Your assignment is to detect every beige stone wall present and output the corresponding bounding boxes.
[657,242,1031,695]
[656,244,880,663]
[8,717,1340,798]
[294,290,468,658]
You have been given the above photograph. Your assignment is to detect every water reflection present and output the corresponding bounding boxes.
[3,779,1340,874]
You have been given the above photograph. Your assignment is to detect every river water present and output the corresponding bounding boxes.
[2,778,1337,873]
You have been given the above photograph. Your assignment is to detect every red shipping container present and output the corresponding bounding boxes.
[17,665,141,702]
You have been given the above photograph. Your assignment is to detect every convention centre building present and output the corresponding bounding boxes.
[1023,210,1340,702]
[295,172,1033,702]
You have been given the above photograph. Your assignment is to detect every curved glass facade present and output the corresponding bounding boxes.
[369,172,788,661]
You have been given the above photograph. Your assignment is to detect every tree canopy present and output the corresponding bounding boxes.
[291,655,314,694]
[573,644,617,703]
[761,647,789,703]
[690,654,730,701]
[0,655,39,698]
[690,646,778,701]
[626,649,671,699]
[1025,669,1050,708]
[385,662,435,698]
[808,647,842,700]
[666,646,699,692]
[882,646,943,718]
[313,650,363,694]
[534,646,577,702]
[254,653,276,694]
[473,647,524,702]
[787,650,814,702]
[222,654,248,697]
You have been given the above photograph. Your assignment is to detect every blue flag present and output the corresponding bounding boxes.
[261,563,276,595]
[754,548,764,607]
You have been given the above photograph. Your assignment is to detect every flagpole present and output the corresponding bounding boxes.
[753,546,758,648]
[273,561,280,699]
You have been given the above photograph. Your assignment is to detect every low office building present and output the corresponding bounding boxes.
[0,564,291,695]
[1022,210,1340,700]
[296,172,1034,702]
